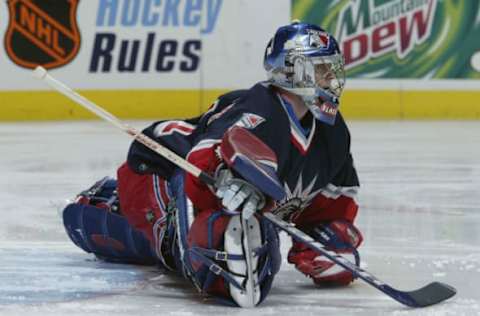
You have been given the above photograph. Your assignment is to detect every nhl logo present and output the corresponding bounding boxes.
[5,0,81,69]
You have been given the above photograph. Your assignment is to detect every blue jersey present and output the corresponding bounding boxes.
[128,82,359,226]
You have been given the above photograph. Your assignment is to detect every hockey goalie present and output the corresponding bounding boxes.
[61,22,363,307]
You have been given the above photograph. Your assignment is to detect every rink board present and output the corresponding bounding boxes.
[0,0,479,121]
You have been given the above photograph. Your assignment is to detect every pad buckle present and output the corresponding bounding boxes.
[215,251,228,261]
[209,264,222,275]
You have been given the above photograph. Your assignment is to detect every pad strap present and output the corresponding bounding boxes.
[190,246,245,261]
[188,248,244,291]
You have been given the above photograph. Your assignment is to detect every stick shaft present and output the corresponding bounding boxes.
[34,66,214,185]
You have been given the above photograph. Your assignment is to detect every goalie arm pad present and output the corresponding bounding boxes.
[293,194,359,230]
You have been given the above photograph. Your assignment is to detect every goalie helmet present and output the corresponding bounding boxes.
[264,21,345,125]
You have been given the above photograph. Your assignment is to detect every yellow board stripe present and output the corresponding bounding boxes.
[341,90,480,119]
[0,89,228,121]
[0,89,479,121]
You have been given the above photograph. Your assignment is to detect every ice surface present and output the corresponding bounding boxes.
[0,121,479,315]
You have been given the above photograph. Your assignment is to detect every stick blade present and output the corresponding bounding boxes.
[401,282,456,307]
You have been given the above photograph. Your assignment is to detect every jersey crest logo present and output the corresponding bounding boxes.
[5,0,81,69]
[234,113,266,130]
[273,174,322,220]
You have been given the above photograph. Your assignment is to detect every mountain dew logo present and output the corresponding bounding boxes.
[336,0,436,69]
[292,0,480,79]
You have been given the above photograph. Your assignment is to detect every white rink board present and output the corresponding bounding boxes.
[0,0,290,91]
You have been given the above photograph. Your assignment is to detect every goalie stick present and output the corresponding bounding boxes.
[263,212,456,307]
[33,66,456,308]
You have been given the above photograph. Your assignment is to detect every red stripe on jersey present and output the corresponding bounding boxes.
[163,123,194,134]
[291,135,308,155]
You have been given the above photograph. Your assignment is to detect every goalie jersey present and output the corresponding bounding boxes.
[127,82,360,230]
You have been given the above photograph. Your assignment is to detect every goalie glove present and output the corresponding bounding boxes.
[215,168,266,218]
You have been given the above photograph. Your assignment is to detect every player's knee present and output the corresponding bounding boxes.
[186,209,281,307]
[288,220,363,287]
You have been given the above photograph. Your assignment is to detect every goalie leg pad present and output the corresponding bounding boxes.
[224,214,262,306]
[63,203,157,265]
[186,210,281,307]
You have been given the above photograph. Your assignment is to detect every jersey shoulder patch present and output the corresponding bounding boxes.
[234,113,266,129]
